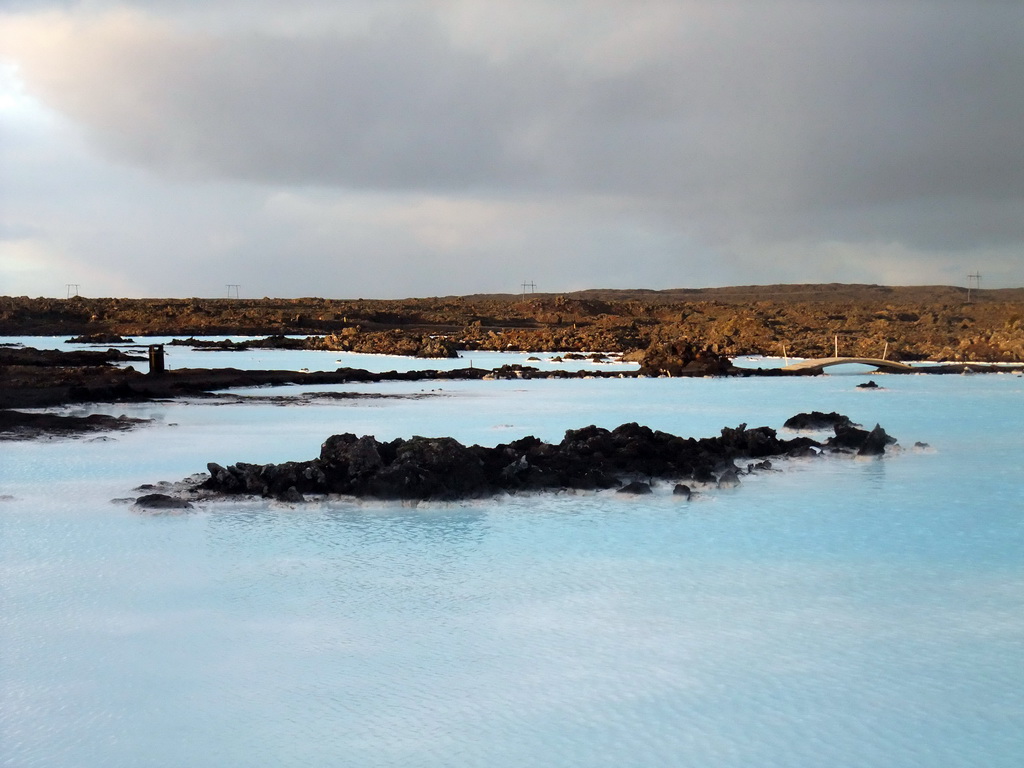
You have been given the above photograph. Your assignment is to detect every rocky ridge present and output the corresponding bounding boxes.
[3,284,1022,362]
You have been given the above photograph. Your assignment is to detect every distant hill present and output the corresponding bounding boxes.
[456,284,1024,304]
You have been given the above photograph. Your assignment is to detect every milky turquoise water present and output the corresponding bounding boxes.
[0,335,639,373]
[2,343,1022,767]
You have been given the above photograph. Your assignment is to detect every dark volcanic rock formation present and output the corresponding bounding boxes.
[187,416,895,503]
[637,342,734,376]
[784,412,856,430]
[828,423,896,456]
[784,412,895,456]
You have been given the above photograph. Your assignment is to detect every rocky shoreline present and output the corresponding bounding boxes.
[2,341,1020,439]
[134,414,896,507]
[0,409,149,440]
[4,283,1022,438]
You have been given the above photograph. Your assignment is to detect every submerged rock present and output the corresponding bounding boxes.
[617,481,652,495]
[135,493,192,510]
[716,467,741,488]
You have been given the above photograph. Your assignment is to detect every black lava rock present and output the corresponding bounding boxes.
[194,416,896,502]
[784,412,856,430]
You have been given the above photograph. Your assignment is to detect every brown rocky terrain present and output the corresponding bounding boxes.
[2,284,1022,362]
[4,284,1022,438]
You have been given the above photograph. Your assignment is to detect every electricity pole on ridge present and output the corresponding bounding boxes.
[967,273,981,303]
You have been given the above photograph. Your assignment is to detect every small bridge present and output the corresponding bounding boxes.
[781,356,914,373]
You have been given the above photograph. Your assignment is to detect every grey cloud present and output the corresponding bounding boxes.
[9,4,1022,201]
[39,20,534,189]
[2,1,1023,296]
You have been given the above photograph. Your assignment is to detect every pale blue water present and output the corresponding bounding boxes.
[2,343,1023,767]
[0,335,639,373]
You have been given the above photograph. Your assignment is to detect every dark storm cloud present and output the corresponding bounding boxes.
[6,3,1015,198]
[8,3,1023,207]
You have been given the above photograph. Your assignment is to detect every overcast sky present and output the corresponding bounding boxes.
[1,1,1022,298]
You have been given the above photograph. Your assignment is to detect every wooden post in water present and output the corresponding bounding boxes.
[882,341,889,361]
[834,335,839,357]
[148,344,165,375]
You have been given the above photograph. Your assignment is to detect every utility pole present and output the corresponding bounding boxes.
[65,284,80,298]
[521,281,536,298]
[967,273,981,303]
[226,284,241,299]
